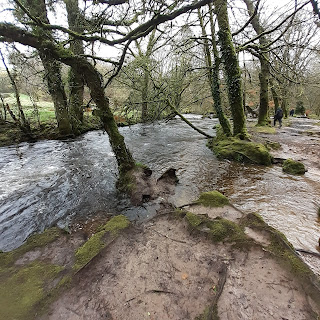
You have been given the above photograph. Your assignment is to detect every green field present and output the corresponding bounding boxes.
[3,94,56,124]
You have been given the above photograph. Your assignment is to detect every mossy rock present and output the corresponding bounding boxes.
[208,137,272,165]
[207,217,245,243]
[282,159,306,175]
[73,215,130,272]
[183,211,246,244]
[185,212,203,227]
[265,140,281,150]
[195,191,229,208]
[0,227,62,270]
[0,262,63,320]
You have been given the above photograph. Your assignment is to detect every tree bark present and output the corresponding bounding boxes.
[269,78,280,112]
[25,0,72,135]
[258,55,269,125]
[167,99,213,138]
[78,61,135,174]
[0,23,135,174]
[243,0,270,126]
[65,0,85,128]
[215,0,247,138]
[40,52,73,135]
[198,6,232,136]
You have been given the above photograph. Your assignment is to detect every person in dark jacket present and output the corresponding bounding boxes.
[274,107,283,128]
[289,108,294,116]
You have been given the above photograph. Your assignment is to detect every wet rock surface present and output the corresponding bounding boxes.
[35,204,320,320]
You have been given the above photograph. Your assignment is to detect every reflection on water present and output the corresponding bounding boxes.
[0,116,319,253]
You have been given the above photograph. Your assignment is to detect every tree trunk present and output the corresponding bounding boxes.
[269,78,280,112]
[281,88,289,118]
[141,71,149,122]
[25,0,72,135]
[75,60,135,174]
[65,0,85,128]
[244,0,270,126]
[258,56,269,125]
[198,6,232,136]
[40,52,72,135]
[215,0,247,138]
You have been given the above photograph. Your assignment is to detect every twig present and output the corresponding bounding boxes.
[296,248,320,258]
[151,228,188,244]
[205,263,228,319]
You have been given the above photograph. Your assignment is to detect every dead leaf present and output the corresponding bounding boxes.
[181,273,188,280]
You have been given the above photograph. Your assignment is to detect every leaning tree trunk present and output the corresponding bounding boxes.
[215,0,247,138]
[65,0,85,128]
[0,23,135,176]
[0,49,31,134]
[74,59,135,174]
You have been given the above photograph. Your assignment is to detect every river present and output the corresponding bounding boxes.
[0,115,319,254]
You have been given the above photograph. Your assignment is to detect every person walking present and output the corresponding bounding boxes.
[289,108,294,117]
[274,107,284,128]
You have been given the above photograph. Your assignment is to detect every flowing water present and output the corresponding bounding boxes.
[0,116,319,253]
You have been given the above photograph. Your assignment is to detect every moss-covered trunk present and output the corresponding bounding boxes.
[281,89,289,118]
[198,6,232,136]
[258,56,269,125]
[215,0,247,138]
[25,0,72,135]
[141,71,149,122]
[75,60,135,174]
[243,0,270,126]
[65,0,85,129]
[40,53,72,135]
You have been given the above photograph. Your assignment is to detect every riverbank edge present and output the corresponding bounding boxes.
[0,191,319,319]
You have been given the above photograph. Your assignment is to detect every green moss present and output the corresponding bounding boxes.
[73,215,130,272]
[73,230,105,272]
[0,262,63,320]
[208,137,272,165]
[0,227,62,269]
[253,125,276,134]
[195,306,219,320]
[282,159,306,175]
[186,212,203,227]
[265,140,281,150]
[101,215,130,235]
[207,217,245,243]
[135,162,149,170]
[195,191,229,208]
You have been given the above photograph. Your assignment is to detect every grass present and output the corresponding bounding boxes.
[3,93,56,125]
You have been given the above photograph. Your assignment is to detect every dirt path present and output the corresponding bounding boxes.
[36,200,320,320]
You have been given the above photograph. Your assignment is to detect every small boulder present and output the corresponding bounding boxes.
[282,159,306,175]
